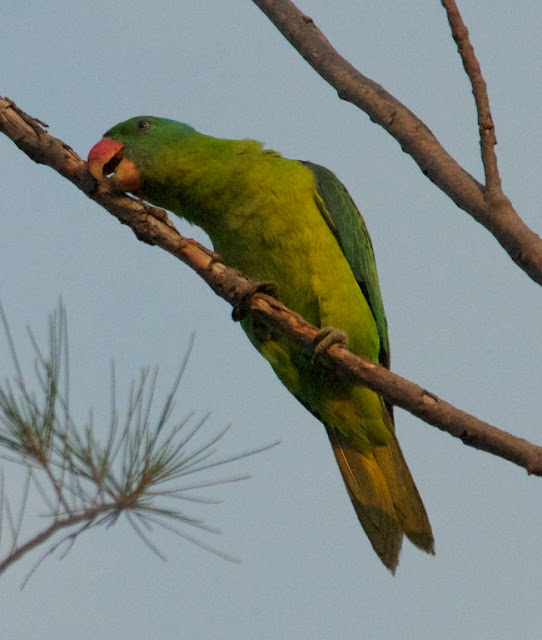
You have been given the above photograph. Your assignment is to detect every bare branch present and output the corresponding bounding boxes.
[1,97,540,476]
[250,0,542,285]
[441,0,500,198]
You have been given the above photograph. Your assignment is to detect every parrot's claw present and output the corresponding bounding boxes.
[313,326,349,362]
[231,281,278,322]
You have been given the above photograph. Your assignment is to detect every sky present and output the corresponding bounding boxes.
[1,1,542,638]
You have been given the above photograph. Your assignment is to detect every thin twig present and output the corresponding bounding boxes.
[441,0,501,198]
[20,519,93,589]
[0,504,109,575]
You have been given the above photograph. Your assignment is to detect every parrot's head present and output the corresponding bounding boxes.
[87,116,196,193]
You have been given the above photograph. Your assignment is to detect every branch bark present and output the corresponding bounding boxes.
[251,0,542,286]
[1,96,541,476]
[441,0,501,196]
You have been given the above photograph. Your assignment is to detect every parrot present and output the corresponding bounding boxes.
[88,116,434,572]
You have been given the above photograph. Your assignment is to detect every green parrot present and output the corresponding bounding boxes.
[88,116,434,572]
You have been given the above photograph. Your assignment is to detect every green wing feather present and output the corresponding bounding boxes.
[301,161,390,370]
[302,161,435,568]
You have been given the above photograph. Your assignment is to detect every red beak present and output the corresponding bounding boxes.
[87,139,124,181]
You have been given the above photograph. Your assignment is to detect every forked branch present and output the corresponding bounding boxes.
[251,0,542,284]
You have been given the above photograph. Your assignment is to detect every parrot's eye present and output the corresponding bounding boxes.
[136,119,151,131]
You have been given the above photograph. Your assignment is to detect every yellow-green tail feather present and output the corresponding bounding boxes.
[328,427,434,573]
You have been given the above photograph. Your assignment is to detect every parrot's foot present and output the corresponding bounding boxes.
[313,326,349,362]
[231,281,278,322]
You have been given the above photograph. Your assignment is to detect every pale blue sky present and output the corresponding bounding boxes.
[1,2,542,638]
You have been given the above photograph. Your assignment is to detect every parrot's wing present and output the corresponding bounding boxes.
[301,161,390,370]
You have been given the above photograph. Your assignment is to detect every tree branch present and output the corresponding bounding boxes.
[1,96,541,476]
[251,0,542,286]
[441,0,501,196]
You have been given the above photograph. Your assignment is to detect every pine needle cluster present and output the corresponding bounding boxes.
[0,303,275,583]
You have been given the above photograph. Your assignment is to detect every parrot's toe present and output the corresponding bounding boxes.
[231,281,278,322]
[313,326,349,361]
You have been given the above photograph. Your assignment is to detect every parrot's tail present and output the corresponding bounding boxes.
[327,427,435,573]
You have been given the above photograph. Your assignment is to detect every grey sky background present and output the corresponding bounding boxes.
[1,2,541,638]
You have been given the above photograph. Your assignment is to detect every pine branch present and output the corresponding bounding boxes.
[250,0,542,285]
[0,302,276,581]
[1,98,540,476]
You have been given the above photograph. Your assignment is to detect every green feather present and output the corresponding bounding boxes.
[301,161,390,370]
